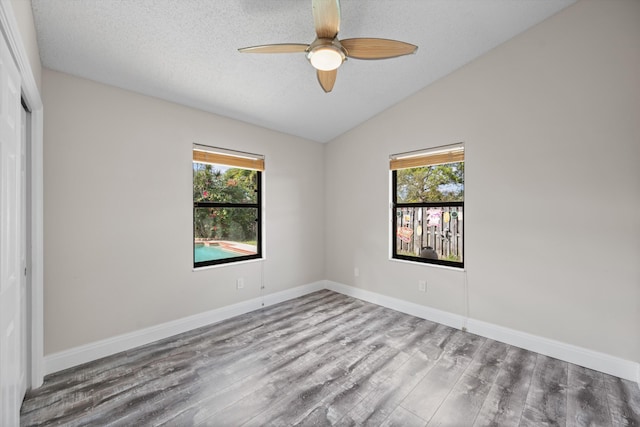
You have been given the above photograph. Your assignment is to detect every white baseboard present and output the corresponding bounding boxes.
[262,281,325,306]
[44,281,325,375]
[45,279,639,385]
[325,280,640,384]
[323,281,466,330]
[466,318,640,384]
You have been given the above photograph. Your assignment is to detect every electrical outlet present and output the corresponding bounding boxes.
[418,280,427,292]
[236,278,244,289]
[354,267,359,277]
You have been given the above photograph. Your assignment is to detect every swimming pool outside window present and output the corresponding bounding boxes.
[193,146,263,267]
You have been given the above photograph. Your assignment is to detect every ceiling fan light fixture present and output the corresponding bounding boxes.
[308,45,344,71]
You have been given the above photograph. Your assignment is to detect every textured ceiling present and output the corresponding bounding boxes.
[31,0,575,143]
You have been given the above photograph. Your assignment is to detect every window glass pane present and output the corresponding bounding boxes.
[395,162,464,203]
[193,163,258,204]
[194,207,258,263]
[395,206,463,264]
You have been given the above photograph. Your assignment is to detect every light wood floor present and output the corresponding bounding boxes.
[21,290,640,426]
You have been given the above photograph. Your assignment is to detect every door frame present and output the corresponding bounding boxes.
[0,2,44,388]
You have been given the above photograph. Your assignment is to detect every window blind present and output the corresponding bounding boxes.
[193,147,264,171]
[390,144,464,170]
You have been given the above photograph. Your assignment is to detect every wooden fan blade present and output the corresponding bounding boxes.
[313,0,340,39]
[341,38,418,60]
[317,69,337,93]
[238,44,309,54]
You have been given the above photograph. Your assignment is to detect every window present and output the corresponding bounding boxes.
[391,144,464,268]
[193,146,263,267]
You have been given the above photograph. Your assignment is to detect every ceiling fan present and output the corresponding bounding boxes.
[238,0,418,93]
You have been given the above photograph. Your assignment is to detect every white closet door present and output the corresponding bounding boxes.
[0,27,23,427]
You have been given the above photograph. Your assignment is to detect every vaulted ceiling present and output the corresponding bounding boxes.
[31,0,575,142]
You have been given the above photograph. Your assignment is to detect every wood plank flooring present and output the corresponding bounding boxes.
[20,290,640,426]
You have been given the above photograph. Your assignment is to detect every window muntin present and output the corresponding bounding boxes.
[193,147,262,267]
[391,145,464,268]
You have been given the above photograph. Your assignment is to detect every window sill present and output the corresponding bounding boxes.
[388,257,465,272]
[192,257,264,272]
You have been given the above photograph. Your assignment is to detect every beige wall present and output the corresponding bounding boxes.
[9,0,41,90]
[42,69,325,354]
[325,0,640,362]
